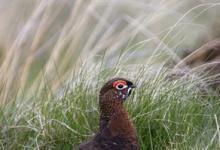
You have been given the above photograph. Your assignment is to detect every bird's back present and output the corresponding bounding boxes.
[76,135,139,150]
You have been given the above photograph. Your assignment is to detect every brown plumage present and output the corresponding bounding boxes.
[75,78,139,150]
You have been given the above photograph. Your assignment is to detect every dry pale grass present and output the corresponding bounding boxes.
[0,0,220,102]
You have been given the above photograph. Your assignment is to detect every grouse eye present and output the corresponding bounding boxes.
[116,84,127,90]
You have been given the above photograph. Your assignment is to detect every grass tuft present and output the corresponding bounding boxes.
[1,67,220,149]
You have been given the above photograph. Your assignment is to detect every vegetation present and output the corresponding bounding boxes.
[0,0,220,149]
[1,67,220,149]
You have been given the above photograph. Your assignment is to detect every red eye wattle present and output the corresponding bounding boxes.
[113,80,127,87]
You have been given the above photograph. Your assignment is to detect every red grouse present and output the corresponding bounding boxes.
[75,78,139,150]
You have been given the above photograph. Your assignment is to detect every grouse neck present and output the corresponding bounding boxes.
[100,102,139,148]
[99,97,124,131]
[98,91,139,149]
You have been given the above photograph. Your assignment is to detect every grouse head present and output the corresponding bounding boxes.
[100,78,136,101]
[99,78,136,114]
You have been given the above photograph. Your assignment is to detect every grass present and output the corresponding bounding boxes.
[1,0,220,150]
[1,66,220,150]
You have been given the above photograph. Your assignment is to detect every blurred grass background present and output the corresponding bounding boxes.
[1,0,220,100]
[1,0,220,149]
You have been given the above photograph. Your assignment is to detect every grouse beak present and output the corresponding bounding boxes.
[127,84,136,97]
